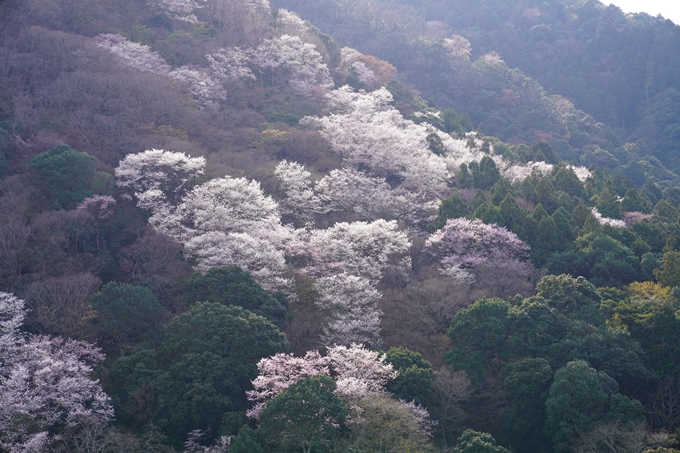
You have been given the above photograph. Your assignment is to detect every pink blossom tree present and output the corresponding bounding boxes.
[425,218,531,283]
[0,293,113,452]
[246,350,329,418]
[246,344,397,419]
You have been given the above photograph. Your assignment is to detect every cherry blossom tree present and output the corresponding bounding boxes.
[289,220,410,344]
[246,344,397,419]
[96,35,228,106]
[184,232,290,292]
[246,350,329,418]
[304,86,449,193]
[115,149,206,203]
[276,9,308,36]
[206,47,256,82]
[293,219,411,283]
[169,66,227,106]
[327,343,397,400]
[151,0,202,22]
[275,162,440,225]
[250,35,334,97]
[95,34,171,74]
[274,160,322,222]
[314,274,383,346]
[0,293,113,452]
[426,218,531,283]
[116,151,293,293]
[591,207,626,228]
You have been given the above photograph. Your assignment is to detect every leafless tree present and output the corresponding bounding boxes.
[649,378,680,431]
[572,422,650,453]
[118,228,193,305]
[405,277,476,335]
[0,177,33,291]
[428,368,472,448]
[23,272,101,339]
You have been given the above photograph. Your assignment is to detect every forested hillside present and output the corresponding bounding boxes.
[1,0,680,452]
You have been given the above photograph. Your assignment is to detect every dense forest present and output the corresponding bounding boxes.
[1,0,680,452]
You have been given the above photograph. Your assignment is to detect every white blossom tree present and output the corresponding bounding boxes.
[206,47,256,82]
[591,207,626,228]
[289,220,411,345]
[116,151,294,293]
[304,86,449,193]
[292,219,411,283]
[0,293,113,452]
[327,343,397,399]
[276,163,441,224]
[250,35,334,97]
[151,0,202,23]
[169,66,227,106]
[115,148,206,202]
[95,34,171,74]
[315,274,383,346]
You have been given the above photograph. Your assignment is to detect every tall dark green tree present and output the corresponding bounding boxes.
[154,303,289,445]
[30,144,98,209]
[503,358,553,453]
[91,282,163,353]
[385,346,434,405]
[184,266,288,326]
[258,376,347,453]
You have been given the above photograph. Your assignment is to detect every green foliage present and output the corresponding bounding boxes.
[458,163,473,188]
[259,376,347,453]
[532,216,560,266]
[91,282,163,351]
[426,131,446,156]
[184,266,288,326]
[472,156,500,190]
[90,171,115,195]
[345,394,436,453]
[532,142,558,165]
[655,251,680,288]
[153,352,239,443]
[596,185,622,220]
[502,358,553,453]
[621,188,652,213]
[230,427,265,453]
[612,283,680,377]
[446,298,508,381]
[29,144,98,209]
[505,297,568,359]
[549,233,640,287]
[428,195,468,231]
[533,178,558,214]
[385,346,434,405]
[536,275,601,324]
[107,349,162,427]
[653,199,679,223]
[488,178,512,206]
[544,360,618,451]
[155,303,289,444]
[442,108,473,136]
[553,168,585,199]
[453,430,509,453]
